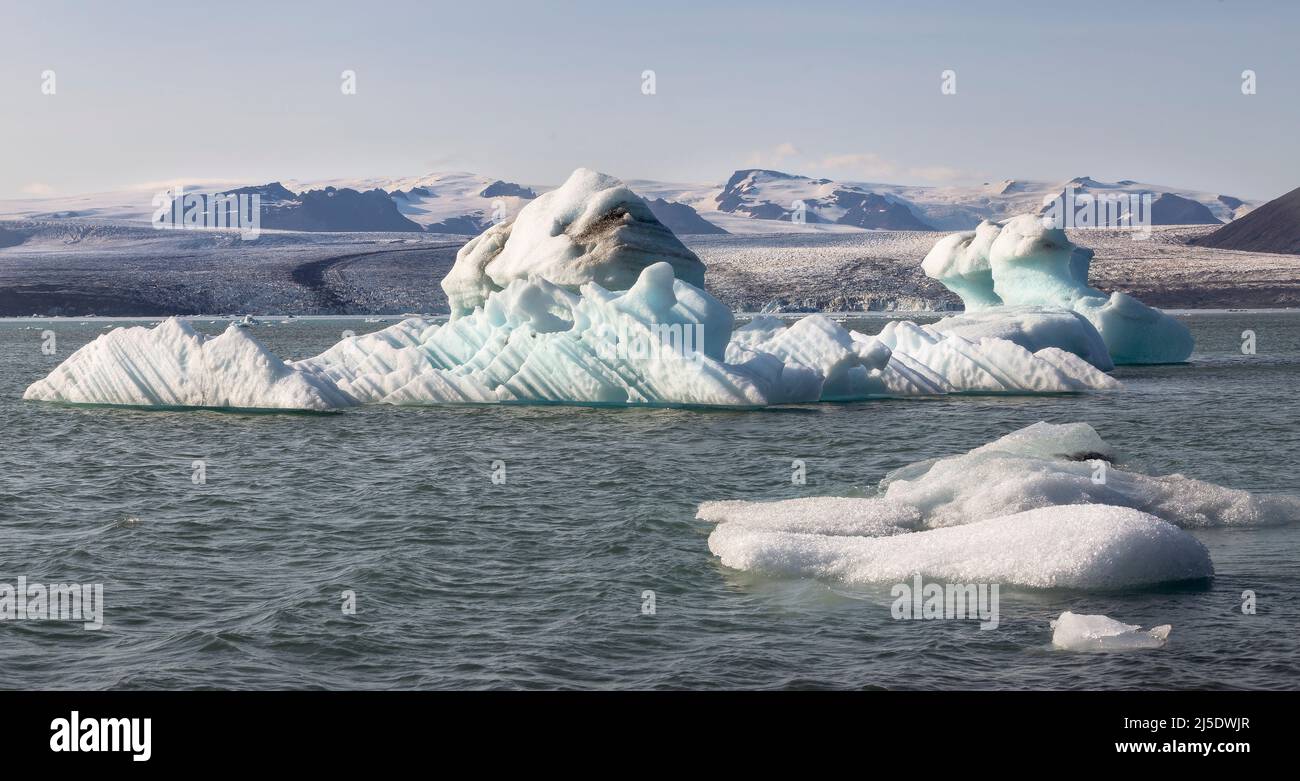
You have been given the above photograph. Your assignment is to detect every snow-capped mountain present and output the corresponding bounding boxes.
[0,168,1260,236]
[707,169,936,230]
[637,171,1256,231]
[285,172,539,234]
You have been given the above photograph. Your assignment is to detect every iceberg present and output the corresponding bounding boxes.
[25,170,1122,411]
[922,215,1194,365]
[1050,611,1171,651]
[706,505,1210,589]
[442,168,706,317]
[702,421,1300,588]
[22,318,351,411]
[878,421,1300,529]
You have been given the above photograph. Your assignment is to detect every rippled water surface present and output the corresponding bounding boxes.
[1,312,1297,689]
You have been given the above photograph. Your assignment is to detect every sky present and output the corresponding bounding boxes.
[1,0,1297,200]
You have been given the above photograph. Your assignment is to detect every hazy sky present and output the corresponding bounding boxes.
[2,0,1297,200]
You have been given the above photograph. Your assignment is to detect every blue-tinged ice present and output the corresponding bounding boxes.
[922,215,1194,364]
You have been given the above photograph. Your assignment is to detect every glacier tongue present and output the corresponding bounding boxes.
[22,318,353,411]
[922,214,1194,365]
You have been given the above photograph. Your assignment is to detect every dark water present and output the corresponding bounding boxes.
[0,312,1297,690]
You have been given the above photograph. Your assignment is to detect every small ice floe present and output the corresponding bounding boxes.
[1050,611,1171,651]
[235,315,257,328]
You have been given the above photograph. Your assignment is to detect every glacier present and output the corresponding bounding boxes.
[24,169,1121,411]
[922,214,1195,365]
[702,421,1299,589]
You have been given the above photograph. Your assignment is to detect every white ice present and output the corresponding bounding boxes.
[922,215,1194,364]
[877,421,1300,529]
[701,420,1300,588]
[1050,611,1172,651]
[442,167,706,317]
[706,504,1211,589]
[22,318,351,410]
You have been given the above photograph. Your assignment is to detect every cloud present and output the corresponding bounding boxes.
[745,142,802,169]
[818,153,900,180]
[21,182,55,196]
[818,154,974,184]
[743,146,973,184]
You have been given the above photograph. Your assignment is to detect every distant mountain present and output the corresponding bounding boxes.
[257,186,422,232]
[479,180,537,199]
[1191,187,1300,255]
[424,215,493,235]
[223,181,297,201]
[0,170,1261,236]
[646,198,727,235]
[714,169,935,230]
[834,190,933,230]
[1149,193,1221,225]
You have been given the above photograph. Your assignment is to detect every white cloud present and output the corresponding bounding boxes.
[743,146,972,184]
[818,154,974,184]
[745,142,802,169]
[21,182,55,196]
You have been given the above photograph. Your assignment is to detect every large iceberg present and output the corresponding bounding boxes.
[26,170,1121,411]
[922,215,1194,365]
[702,421,1299,588]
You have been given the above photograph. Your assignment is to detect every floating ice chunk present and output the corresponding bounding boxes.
[923,215,1193,364]
[1050,611,1172,651]
[22,317,352,411]
[440,168,706,317]
[880,421,1300,529]
[707,505,1212,589]
[701,421,1298,588]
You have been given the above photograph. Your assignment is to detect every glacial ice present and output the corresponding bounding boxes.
[703,420,1300,588]
[877,422,1300,529]
[25,170,1123,410]
[928,307,1114,372]
[22,318,352,410]
[923,215,1194,364]
[1050,611,1171,651]
[441,168,706,317]
[707,505,1211,589]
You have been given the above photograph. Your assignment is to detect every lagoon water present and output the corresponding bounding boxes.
[1,312,1297,689]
